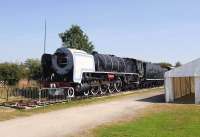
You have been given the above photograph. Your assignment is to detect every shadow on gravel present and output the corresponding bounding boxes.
[137,93,195,104]
[137,94,165,103]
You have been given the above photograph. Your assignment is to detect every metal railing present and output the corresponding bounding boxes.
[0,87,39,101]
[0,86,74,109]
[38,87,74,102]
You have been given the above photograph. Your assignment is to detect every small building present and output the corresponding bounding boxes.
[165,58,200,104]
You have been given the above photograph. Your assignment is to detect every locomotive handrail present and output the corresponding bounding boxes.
[93,71,139,76]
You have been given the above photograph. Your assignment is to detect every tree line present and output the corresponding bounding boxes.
[0,59,41,85]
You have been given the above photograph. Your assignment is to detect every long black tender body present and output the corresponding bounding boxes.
[41,47,168,97]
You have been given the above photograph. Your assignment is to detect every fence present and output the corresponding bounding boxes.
[0,87,39,102]
[0,86,74,109]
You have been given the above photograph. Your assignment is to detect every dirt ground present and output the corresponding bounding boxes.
[0,90,165,137]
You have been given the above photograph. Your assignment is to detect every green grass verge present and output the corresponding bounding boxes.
[0,87,163,121]
[92,105,200,137]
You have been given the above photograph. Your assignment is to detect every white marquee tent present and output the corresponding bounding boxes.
[165,58,200,104]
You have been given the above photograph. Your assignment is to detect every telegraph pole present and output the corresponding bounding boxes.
[43,19,47,53]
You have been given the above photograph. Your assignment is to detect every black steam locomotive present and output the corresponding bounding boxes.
[41,47,167,97]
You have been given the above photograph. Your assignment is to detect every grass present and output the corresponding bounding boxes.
[92,104,200,137]
[0,87,163,121]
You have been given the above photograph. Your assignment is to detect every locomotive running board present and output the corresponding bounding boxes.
[91,71,139,76]
[146,79,164,81]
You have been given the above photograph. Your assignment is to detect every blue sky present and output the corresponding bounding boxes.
[0,0,200,65]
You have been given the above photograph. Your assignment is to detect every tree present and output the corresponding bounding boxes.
[18,63,29,79]
[59,25,94,53]
[175,61,182,67]
[24,59,41,81]
[158,62,172,69]
[0,63,21,85]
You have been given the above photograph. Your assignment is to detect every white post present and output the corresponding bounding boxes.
[195,77,200,104]
[165,77,174,102]
[39,89,42,102]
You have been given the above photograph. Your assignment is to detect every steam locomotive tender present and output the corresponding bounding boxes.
[41,47,167,97]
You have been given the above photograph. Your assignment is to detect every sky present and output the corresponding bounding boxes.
[0,0,200,65]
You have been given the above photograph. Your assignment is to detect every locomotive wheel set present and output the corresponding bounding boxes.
[41,47,168,98]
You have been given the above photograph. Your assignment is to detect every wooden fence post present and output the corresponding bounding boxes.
[6,87,9,102]
[39,89,41,102]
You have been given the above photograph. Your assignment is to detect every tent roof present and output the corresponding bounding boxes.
[165,58,200,78]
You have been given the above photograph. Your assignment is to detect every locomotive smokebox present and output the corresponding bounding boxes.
[41,47,74,80]
[52,47,74,75]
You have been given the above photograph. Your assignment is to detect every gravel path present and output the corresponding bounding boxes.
[0,90,163,137]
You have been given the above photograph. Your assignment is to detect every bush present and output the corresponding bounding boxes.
[0,63,21,85]
[0,59,41,86]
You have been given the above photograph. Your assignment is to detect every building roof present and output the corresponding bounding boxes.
[165,58,200,78]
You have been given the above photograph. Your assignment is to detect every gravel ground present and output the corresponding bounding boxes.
[0,90,164,137]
